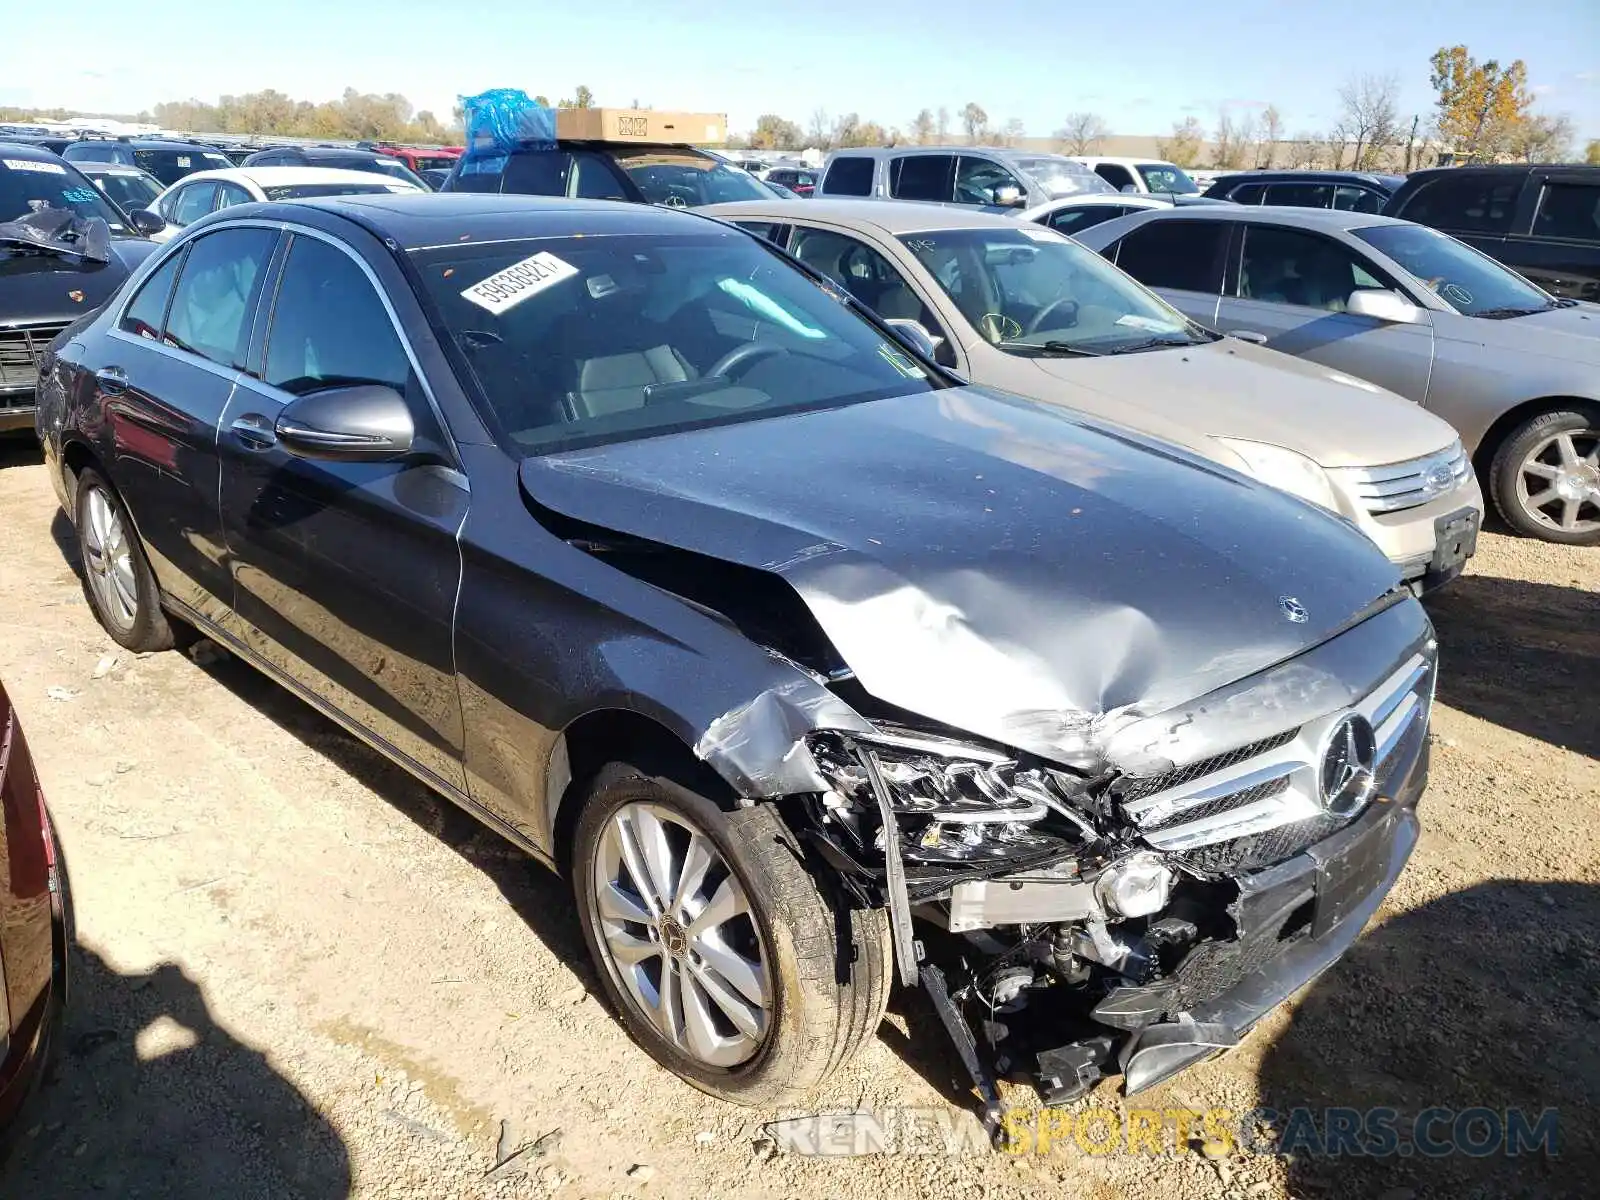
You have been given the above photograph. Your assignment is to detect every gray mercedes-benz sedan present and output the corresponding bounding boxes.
[35,194,1434,1119]
[1075,205,1600,545]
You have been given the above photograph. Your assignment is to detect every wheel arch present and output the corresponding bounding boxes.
[546,707,742,876]
[1471,394,1600,477]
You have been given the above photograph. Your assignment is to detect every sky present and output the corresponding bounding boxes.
[2,0,1597,141]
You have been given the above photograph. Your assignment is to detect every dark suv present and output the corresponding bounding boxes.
[61,138,233,187]
[1204,170,1403,213]
[764,167,817,197]
[442,141,775,206]
[1384,164,1600,302]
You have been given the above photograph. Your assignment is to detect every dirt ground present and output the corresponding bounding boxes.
[0,444,1595,1200]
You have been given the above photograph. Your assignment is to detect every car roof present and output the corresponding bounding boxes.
[162,166,421,191]
[70,138,226,151]
[701,197,1036,234]
[1404,163,1599,179]
[1212,169,1404,187]
[0,140,67,162]
[265,192,734,250]
[1069,156,1177,168]
[1114,204,1412,232]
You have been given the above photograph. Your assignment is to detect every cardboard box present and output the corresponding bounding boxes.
[554,108,727,146]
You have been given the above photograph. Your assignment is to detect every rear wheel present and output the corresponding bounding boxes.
[1488,409,1600,545]
[74,469,178,652]
[573,762,890,1104]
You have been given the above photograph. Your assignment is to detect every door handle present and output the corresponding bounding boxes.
[95,366,128,394]
[1229,330,1269,345]
[230,413,278,450]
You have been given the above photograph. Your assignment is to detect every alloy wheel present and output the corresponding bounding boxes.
[81,486,138,630]
[1515,428,1600,535]
[590,802,772,1068]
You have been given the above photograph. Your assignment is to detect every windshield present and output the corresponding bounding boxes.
[366,157,427,188]
[1353,223,1552,316]
[899,227,1209,354]
[262,182,405,201]
[1137,164,1198,195]
[0,156,127,231]
[86,169,162,216]
[414,230,935,452]
[608,149,775,207]
[1014,157,1116,198]
[133,149,233,185]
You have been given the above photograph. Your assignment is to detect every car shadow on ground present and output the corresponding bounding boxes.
[1424,571,1600,760]
[0,440,43,470]
[1254,879,1600,1198]
[2,944,351,1198]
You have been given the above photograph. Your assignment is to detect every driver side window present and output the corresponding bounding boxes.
[955,156,1023,206]
[788,227,951,361]
[1237,225,1391,312]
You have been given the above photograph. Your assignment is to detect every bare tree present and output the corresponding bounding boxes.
[1257,104,1284,167]
[935,106,950,140]
[961,102,989,144]
[1055,111,1109,154]
[999,117,1026,147]
[1156,116,1204,167]
[1508,112,1575,162]
[910,108,935,145]
[1336,72,1402,170]
[808,107,831,149]
[1213,109,1245,169]
[1236,111,1260,168]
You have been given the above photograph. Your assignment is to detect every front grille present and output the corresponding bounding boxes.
[1169,890,1316,1010]
[1116,729,1299,805]
[1333,443,1472,515]
[0,323,67,397]
[1182,812,1347,873]
[1140,776,1290,833]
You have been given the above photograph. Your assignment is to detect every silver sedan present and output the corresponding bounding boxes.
[1072,206,1600,545]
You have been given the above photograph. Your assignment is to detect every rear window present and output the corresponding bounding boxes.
[607,149,771,206]
[1111,220,1229,292]
[133,149,232,185]
[1397,173,1520,234]
[823,156,875,197]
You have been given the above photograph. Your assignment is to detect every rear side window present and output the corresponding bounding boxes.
[1265,182,1333,208]
[1112,221,1229,292]
[1333,186,1385,214]
[1046,206,1130,235]
[164,227,277,369]
[170,183,219,226]
[1398,174,1520,233]
[118,251,184,340]
[1093,163,1137,190]
[265,235,410,395]
[733,221,790,245]
[889,155,955,202]
[1532,182,1600,243]
[823,156,874,197]
[1227,182,1266,205]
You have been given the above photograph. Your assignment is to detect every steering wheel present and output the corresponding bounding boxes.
[1025,297,1080,336]
[707,341,786,379]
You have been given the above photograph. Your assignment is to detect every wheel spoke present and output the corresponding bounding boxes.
[1522,460,1561,480]
[680,973,730,1062]
[1561,498,1582,530]
[687,958,766,1041]
[597,879,652,926]
[670,832,715,921]
[687,878,747,938]
[1556,434,1581,470]
[612,814,664,919]
[692,933,768,1010]
[109,562,138,619]
[652,957,683,1045]
[1525,486,1559,510]
[631,807,681,912]
[85,491,108,550]
[604,927,658,966]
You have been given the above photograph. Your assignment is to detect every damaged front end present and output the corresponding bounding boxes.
[782,601,1435,1122]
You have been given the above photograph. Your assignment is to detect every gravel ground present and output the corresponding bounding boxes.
[0,447,1595,1199]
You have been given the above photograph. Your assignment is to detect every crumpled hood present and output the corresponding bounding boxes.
[0,234,154,325]
[520,387,1400,767]
[1027,338,1456,468]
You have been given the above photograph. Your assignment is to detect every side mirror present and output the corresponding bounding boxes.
[1119,183,1139,194]
[992,185,1026,208]
[130,209,166,237]
[1346,289,1421,324]
[883,318,945,362]
[275,385,414,461]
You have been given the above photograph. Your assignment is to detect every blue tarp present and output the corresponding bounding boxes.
[458,88,556,175]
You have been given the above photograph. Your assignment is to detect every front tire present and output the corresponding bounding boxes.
[74,469,177,652]
[573,762,890,1105]
[1488,408,1600,545]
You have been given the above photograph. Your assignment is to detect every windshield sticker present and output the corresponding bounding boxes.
[176,156,192,168]
[905,238,937,253]
[1115,314,1185,333]
[62,188,99,205]
[1017,226,1066,242]
[3,158,67,175]
[461,251,580,313]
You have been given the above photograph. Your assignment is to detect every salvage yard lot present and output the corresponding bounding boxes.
[0,447,1595,1199]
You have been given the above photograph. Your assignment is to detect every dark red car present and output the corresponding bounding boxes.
[0,681,70,1158]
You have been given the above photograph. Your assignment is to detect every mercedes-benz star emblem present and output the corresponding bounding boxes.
[1319,714,1378,817]
[1279,596,1308,624]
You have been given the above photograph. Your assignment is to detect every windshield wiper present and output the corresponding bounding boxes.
[1471,305,1554,320]
[1101,335,1199,355]
[995,340,1103,357]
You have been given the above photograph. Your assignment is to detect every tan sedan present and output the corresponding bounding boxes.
[703,199,1483,591]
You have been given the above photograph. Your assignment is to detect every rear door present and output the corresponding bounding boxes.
[216,228,467,792]
[1509,172,1600,301]
[1216,221,1434,401]
[1103,218,1229,324]
[97,226,280,626]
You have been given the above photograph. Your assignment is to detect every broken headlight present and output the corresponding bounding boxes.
[809,728,1100,866]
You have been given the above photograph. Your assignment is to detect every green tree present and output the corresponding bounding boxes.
[1587,139,1600,165]
[749,113,804,150]
[1156,116,1204,167]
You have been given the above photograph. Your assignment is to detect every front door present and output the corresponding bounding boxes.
[1215,222,1435,403]
[216,229,467,793]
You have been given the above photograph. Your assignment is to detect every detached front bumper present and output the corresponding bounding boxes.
[1121,799,1419,1091]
